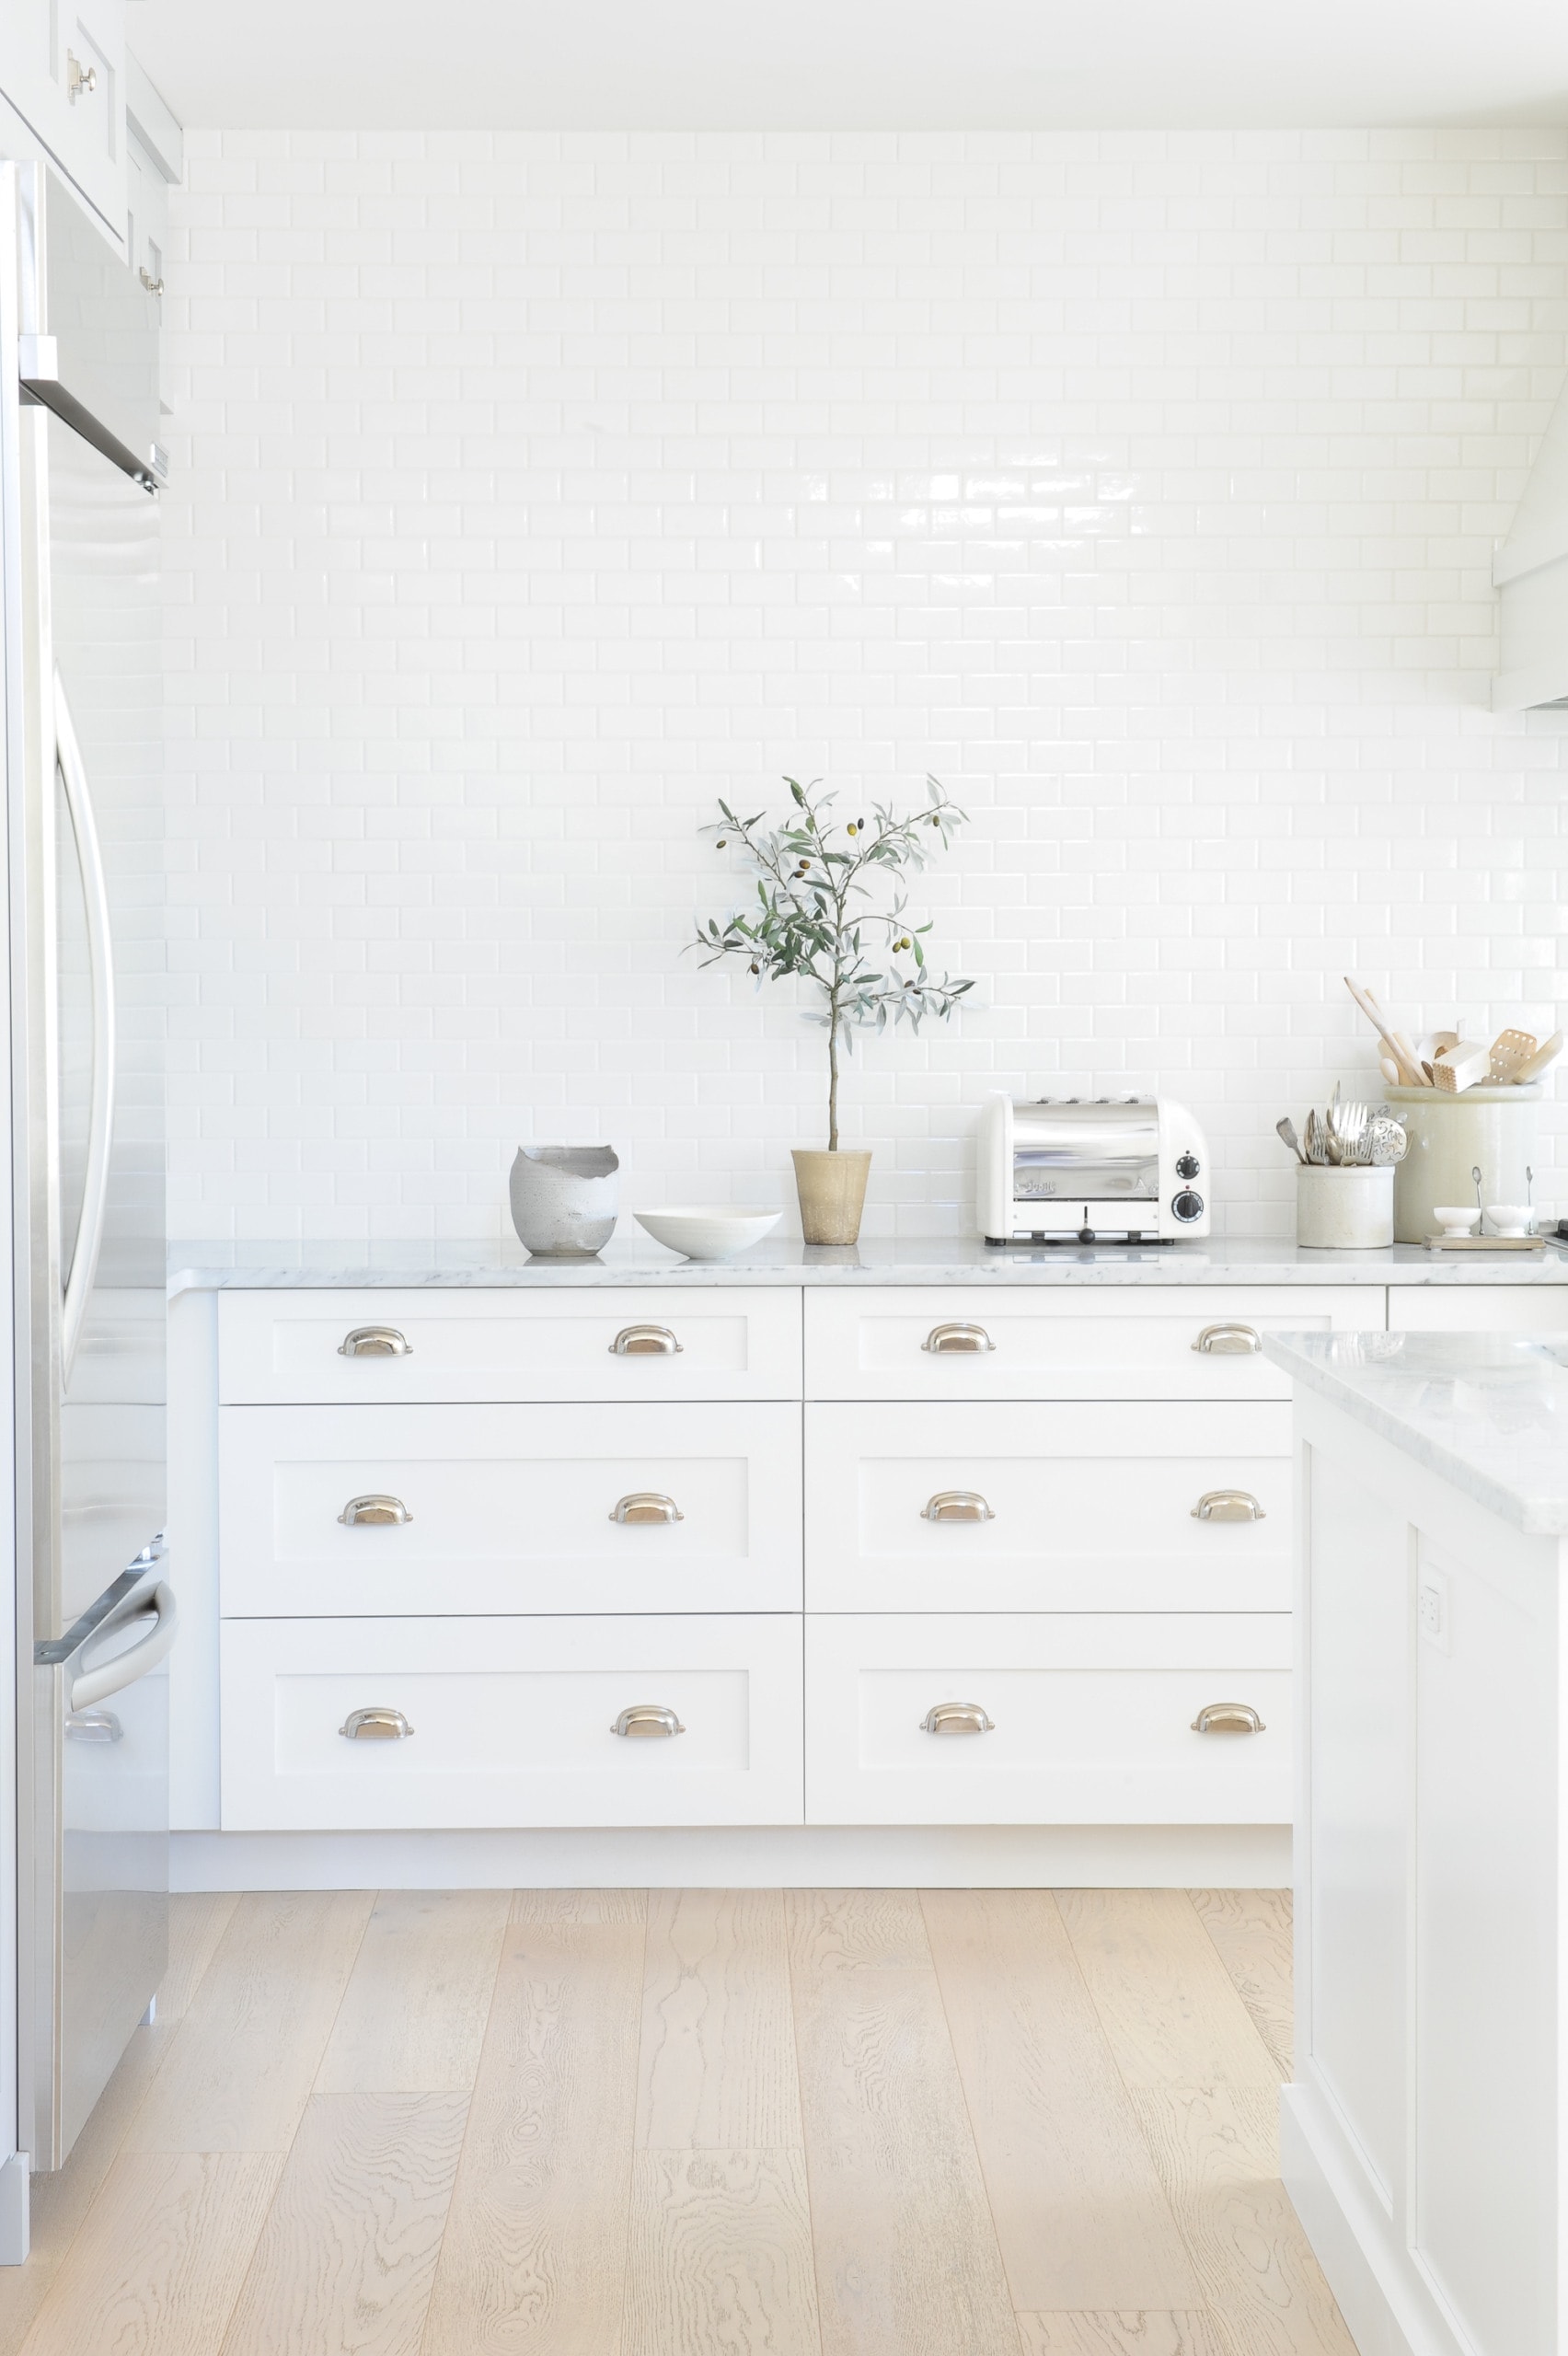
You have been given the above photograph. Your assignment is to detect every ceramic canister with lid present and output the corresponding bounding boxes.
[1385,1083,1540,1244]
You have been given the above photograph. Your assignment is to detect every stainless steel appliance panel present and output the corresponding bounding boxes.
[5,162,167,2172]
[35,1567,172,2161]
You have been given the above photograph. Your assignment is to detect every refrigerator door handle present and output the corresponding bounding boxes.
[54,665,117,1383]
[69,1583,178,1712]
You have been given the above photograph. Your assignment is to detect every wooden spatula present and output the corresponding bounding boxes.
[1489,1027,1537,1080]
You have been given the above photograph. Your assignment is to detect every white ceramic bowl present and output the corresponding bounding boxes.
[1486,1204,1533,1237]
[634,1207,783,1261]
[1432,1206,1481,1238]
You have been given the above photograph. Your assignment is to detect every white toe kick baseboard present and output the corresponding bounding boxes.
[170,1821,1291,1892]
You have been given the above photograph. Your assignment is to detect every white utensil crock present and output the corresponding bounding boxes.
[1297,1164,1394,1250]
[1385,1084,1540,1244]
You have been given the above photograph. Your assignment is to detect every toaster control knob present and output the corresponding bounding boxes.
[1176,1151,1200,1180]
[1172,1188,1205,1223]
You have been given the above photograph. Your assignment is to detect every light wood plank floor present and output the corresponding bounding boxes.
[1,1885,1360,2356]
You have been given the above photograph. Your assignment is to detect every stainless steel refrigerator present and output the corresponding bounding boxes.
[2,159,171,2171]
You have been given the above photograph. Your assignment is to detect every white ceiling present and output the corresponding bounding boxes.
[125,0,1568,131]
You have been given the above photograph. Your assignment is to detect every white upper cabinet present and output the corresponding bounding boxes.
[0,0,128,241]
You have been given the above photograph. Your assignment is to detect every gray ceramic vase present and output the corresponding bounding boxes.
[509,1145,620,1257]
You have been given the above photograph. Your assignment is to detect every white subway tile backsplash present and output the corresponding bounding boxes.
[164,130,1568,1242]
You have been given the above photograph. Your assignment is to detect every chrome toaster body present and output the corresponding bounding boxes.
[975,1091,1212,1243]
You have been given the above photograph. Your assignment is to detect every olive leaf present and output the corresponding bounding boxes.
[689,775,974,1151]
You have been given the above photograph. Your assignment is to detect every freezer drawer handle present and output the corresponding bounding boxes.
[1191,1489,1266,1522]
[922,1490,996,1523]
[921,1701,996,1736]
[339,1495,412,1526]
[65,1710,122,1743]
[923,1322,994,1354]
[69,1584,179,1712]
[339,1325,412,1357]
[611,1703,686,1738]
[611,1324,684,1355]
[1191,1702,1266,1735]
[610,1492,685,1525]
[340,1707,414,1740]
[1191,1322,1262,1355]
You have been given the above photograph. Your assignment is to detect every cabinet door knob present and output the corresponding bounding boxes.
[922,1489,996,1522]
[139,268,165,296]
[339,1325,412,1357]
[1191,1488,1266,1522]
[611,1703,686,1738]
[924,1322,994,1355]
[1191,1702,1265,1735]
[340,1706,414,1740]
[338,1494,412,1526]
[609,1492,684,1525]
[921,1701,995,1735]
[1191,1322,1262,1355]
[66,51,97,100]
[611,1323,683,1355]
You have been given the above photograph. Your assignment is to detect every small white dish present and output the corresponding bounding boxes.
[634,1207,783,1261]
[1433,1206,1481,1238]
[1486,1204,1533,1237]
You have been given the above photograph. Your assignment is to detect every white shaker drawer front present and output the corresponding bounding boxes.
[216,1288,802,1404]
[806,1402,1290,1612]
[1388,1285,1568,1335]
[218,1403,802,1617]
[806,1613,1290,1826]
[220,1613,804,1831]
[804,1285,1382,1401]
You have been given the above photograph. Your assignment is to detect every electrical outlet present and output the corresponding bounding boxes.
[1418,1568,1450,1654]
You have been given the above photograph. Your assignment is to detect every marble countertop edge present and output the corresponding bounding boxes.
[1263,1331,1568,1539]
[167,1234,1568,1293]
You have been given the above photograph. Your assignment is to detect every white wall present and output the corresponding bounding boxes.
[164,129,1568,1242]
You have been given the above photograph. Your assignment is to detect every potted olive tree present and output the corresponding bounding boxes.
[691,777,974,1243]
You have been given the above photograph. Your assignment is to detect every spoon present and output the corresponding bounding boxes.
[1276,1116,1306,1164]
[1473,1165,1484,1231]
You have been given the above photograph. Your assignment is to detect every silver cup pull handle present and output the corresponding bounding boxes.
[1191,1488,1266,1522]
[922,1490,996,1522]
[339,1494,412,1526]
[610,1323,684,1356]
[923,1322,995,1354]
[612,1703,686,1738]
[339,1325,412,1357]
[1191,1322,1262,1356]
[610,1492,685,1524]
[340,1706,414,1740]
[66,1709,123,1743]
[1191,1702,1266,1735]
[921,1701,996,1736]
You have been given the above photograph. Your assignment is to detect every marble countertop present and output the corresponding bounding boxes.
[1263,1330,1568,1536]
[168,1233,1568,1292]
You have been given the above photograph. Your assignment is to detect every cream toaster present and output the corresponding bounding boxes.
[976,1091,1212,1243]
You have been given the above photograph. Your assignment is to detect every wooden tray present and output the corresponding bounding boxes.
[1423,1233,1546,1252]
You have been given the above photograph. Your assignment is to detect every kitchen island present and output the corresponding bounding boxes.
[1264,1327,1568,2356]
[165,1238,1568,1900]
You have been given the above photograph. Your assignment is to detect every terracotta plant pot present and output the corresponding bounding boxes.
[791,1148,871,1246]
